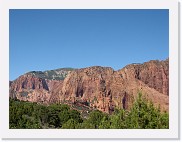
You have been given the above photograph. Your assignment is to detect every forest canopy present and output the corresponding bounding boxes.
[9,93,169,129]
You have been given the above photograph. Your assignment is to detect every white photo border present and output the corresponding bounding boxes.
[0,0,179,139]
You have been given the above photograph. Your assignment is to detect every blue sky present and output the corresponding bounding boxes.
[10,9,169,80]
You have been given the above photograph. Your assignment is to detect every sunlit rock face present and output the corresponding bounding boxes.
[9,59,169,113]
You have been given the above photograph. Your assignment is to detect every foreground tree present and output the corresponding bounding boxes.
[9,92,169,129]
[125,92,169,129]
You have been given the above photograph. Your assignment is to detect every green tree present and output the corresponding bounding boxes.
[69,109,83,123]
[125,92,169,129]
[9,93,169,129]
[98,115,111,129]
[61,119,78,129]
[87,110,105,128]
[110,109,127,129]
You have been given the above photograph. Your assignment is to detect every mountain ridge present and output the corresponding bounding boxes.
[9,58,169,113]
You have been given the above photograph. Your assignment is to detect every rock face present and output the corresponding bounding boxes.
[10,74,49,91]
[9,59,169,113]
[61,66,117,113]
[9,68,72,104]
[118,59,169,96]
[60,61,169,113]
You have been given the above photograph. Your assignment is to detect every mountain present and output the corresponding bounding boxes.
[9,59,169,113]
[9,68,74,104]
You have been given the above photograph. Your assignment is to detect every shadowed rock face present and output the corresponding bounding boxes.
[9,59,169,113]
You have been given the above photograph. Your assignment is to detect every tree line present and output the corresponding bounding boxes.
[9,93,169,129]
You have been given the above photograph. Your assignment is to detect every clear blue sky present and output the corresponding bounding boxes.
[10,9,169,81]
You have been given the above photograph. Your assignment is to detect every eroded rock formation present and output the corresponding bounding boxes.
[9,59,169,113]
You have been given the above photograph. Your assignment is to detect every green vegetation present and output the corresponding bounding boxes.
[27,68,74,80]
[9,93,169,129]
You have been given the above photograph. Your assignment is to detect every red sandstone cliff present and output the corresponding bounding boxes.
[60,62,169,113]
[9,74,63,104]
[118,59,169,96]
[9,59,169,113]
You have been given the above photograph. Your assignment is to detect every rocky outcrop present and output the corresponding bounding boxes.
[61,66,116,113]
[60,61,169,113]
[118,59,169,95]
[9,69,71,104]
[10,74,49,91]
[9,59,169,113]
